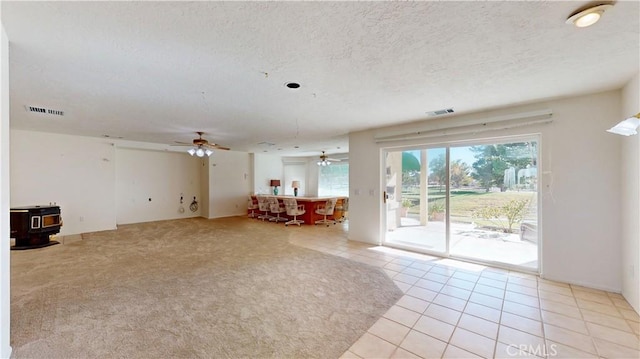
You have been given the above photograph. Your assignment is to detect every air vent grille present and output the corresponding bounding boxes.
[427,108,454,117]
[25,105,64,116]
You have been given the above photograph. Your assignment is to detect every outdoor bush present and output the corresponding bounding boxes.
[472,199,529,233]
[428,200,445,218]
[402,198,413,208]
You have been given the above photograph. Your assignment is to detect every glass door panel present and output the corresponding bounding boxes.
[448,142,539,270]
[384,148,447,255]
[382,138,540,272]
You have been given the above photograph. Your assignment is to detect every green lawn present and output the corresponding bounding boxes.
[403,188,537,230]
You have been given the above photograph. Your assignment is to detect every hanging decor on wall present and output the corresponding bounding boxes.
[190,197,199,212]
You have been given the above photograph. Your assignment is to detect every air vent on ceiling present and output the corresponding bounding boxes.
[25,105,64,116]
[426,108,454,117]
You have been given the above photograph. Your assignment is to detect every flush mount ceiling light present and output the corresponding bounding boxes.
[607,113,640,136]
[566,4,613,28]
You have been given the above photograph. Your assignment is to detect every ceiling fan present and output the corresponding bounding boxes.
[317,151,341,166]
[173,131,230,157]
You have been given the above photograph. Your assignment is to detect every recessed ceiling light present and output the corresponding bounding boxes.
[566,4,613,28]
[285,82,301,89]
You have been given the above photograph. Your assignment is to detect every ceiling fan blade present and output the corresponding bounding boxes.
[172,133,229,151]
[326,158,342,162]
[203,143,230,151]
[173,141,194,145]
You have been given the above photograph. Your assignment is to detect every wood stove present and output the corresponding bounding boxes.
[10,205,62,250]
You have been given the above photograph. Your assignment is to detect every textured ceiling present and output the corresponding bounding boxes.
[2,1,639,156]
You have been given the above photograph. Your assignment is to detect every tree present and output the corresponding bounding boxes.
[470,145,505,192]
[470,143,534,192]
[428,153,446,193]
[450,159,472,188]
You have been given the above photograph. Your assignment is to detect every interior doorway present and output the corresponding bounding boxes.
[383,137,539,271]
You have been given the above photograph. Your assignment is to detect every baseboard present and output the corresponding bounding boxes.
[347,236,379,245]
[59,234,83,245]
[1,345,12,359]
[540,273,621,293]
[206,213,249,219]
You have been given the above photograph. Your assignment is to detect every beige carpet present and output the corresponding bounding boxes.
[10,217,402,358]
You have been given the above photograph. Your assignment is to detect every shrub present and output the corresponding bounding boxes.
[472,199,529,233]
[428,200,445,218]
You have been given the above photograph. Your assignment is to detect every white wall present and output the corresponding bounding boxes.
[200,156,210,218]
[348,131,383,245]
[10,130,117,236]
[206,150,251,218]
[306,159,320,197]
[252,153,283,195]
[621,72,640,313]
[0,22,12,359]
[283,158,310,196]
[251,154,340,197]
[350,90,623,292]
[115,148,201,224]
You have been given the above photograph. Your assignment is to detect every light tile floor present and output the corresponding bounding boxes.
[282,221,640,359]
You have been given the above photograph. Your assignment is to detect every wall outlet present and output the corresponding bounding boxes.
[630,264,635,279]
[79,216,84,222]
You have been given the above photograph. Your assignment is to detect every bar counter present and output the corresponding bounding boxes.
[251,195,347,225]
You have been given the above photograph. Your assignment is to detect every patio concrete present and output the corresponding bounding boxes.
[385,216,537,270]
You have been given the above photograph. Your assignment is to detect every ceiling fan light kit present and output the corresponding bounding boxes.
[317,151,341,166]
[173,131,229,157]
[607,113,640,136]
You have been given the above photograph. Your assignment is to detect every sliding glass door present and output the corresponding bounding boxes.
[384,147,448,255]
[383,137,539,271]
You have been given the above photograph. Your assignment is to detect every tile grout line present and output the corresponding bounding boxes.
[567,283,602,358]
[307,229,639,359]
[438,267,477,359]
[492,272,508,359]
[536,277,548,359]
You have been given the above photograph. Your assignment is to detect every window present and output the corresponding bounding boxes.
[318,162,349,196]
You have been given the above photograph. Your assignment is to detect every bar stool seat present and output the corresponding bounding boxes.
[315,198,337,227]
[283,198,305,226]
